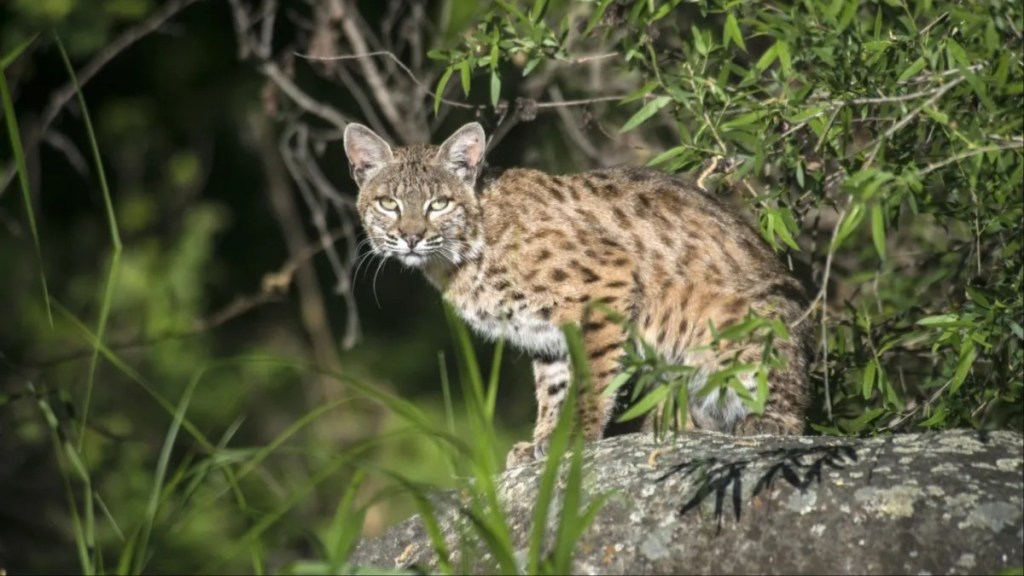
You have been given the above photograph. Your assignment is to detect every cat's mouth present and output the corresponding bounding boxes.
[398,252,426,267]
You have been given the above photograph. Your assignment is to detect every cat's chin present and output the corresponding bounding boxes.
[398,253,426,268]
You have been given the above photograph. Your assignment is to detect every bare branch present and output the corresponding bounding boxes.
[43,130,88,176]
[260,116,345,380]
[533,94,626,109]
[336,0,411,142]
[257,0,278,59]
[918,141,1024,176]
[261,61,350,131]
[294,50,478,111]
[1,0,208,198]
[862,76,966,166]
[545,85,602,161]
[39,0,207,133]
[296,50,634,115]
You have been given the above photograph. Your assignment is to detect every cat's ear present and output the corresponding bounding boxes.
[344,123,394,188]
[436,122,486,186]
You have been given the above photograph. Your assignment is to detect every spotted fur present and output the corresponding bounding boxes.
[344,122,813,468]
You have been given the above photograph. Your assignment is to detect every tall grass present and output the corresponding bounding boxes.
[1,33,52,326]
[4,34,610,576]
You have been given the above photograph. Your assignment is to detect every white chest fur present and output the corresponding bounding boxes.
[454,303,567,358]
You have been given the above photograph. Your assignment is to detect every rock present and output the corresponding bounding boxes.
[348,429,1024,575]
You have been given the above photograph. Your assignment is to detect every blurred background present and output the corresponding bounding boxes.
[1,0,1021,573]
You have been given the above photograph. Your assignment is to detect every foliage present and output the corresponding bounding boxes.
[1,1,1021,575]
[436,0,1024,435]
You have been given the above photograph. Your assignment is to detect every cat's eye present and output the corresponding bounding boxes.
[378,198,399,211]
[428,198,450,211]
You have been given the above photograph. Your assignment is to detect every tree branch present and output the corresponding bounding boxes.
[0,0,208,197]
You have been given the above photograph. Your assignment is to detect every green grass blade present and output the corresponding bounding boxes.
[444,303,500,474]
[485,337,505,422]
[1,33,39,69]
[438,351,461,478]
[439,351,457,437]
[528,324,588,573]
[53,301,218,452]
[31,382,93,573]
[132,366,202,574]
[201,452,352,573]
[325,469,367,571]
[0,66,53,326]
[371,469,455,575]
[444,303,487,417]
[548,435,584,573]
[459,507,521,575]
[54,34,123,453]
[94,492,126,542]
[176,416,245,510]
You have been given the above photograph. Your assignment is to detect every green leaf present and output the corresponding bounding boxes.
[833,203,865,251]
[1008,320,1024,341]
[692,25,708,56]
[522,57,541,77]
[755,42,779,72]
[787,104,829,124]
[619,95,671,133]
[871,203,887,261]
[495,0,530,24]
[458,60,472,96]
[530,0,548,23]
[862,360,877,399]
[921,105,949,125]
[434,66,454,114]
[950,341,977,394]
[489,69,501,108]
[770,210,801,251]
[604,367,637,397]
[617,384,670,422]
[647,145,687,167]
[724,13,746,52]
[841,407,884,433]
[776,41,793,76]
[916,314,960,326]
[583,0,616,36]
[622,80,660,104]
[897,57,928,83]
[721,109,767,131]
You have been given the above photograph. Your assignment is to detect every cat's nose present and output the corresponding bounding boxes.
[403,233,422,249]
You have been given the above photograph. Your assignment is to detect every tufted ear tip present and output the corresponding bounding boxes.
[437,122,487,186]
[343,123,394,187]
[461,121,485,139]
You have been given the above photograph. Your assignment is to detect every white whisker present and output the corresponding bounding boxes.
[371,256,388,309]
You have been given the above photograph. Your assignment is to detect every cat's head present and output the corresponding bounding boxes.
[343,122,487,268]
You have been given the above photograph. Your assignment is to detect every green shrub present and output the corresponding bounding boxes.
[433,0,1024,434]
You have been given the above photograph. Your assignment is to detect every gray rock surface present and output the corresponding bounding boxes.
[349,430,1024,574]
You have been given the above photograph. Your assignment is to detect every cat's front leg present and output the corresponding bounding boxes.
[506,355,571,468]
[504,314,627,468]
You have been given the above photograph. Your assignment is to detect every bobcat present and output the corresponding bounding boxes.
[344,122,812,467]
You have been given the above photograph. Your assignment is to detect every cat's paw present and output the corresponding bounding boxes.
[505,442,537,468]
[504,439,551,468]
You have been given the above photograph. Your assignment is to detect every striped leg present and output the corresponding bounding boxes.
[506,355,571,468]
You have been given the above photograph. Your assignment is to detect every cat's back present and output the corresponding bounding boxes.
[478,165,771,267]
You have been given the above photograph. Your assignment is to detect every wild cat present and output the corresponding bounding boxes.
[343,122,812,467]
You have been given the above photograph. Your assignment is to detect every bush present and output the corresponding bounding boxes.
[432,0,1024,435]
